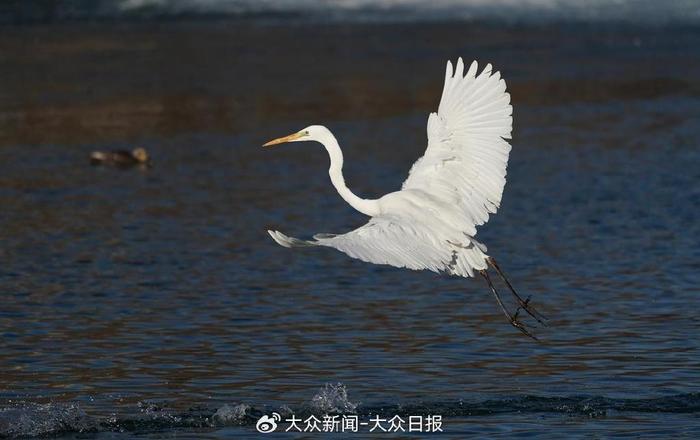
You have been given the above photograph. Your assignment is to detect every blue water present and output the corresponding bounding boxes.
[0,14,699,439]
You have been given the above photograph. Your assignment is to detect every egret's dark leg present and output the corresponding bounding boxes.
[479,270,538,340]
[487,257,548,326]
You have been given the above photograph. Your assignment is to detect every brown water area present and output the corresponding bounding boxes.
[1,21,697,147]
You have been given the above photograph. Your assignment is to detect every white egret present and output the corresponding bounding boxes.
[264,58,546,338]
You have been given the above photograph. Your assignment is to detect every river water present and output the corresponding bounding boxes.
[0,10,699,439]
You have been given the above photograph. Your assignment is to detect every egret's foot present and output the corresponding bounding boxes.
[510,317,539,341]
[487,257,549,326]
[479,269,539,341]
[516,295,548,327]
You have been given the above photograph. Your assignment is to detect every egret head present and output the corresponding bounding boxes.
[263,125,330,147]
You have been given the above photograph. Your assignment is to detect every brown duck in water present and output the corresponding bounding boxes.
[90,147,151,167]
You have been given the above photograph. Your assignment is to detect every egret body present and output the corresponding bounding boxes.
[264,58,546,338]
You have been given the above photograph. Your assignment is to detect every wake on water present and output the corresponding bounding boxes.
[2,383,699,437]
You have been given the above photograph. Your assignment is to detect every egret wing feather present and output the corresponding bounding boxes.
[268,211,489,278]
[267,58,511,279]
[269,215,452,273]
[401,58,512,235]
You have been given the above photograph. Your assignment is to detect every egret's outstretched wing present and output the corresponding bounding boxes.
[268,214,489,277]
[269,215,450,272]
[267,58,509,278]
[401,58,512,236]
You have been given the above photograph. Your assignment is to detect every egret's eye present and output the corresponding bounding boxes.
[305,130,309,135]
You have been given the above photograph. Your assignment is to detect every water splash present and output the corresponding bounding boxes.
[136,401,183,424]
[212,403,253,425]
[2,391,699,438]
[0,403,95,437]
[309,383,358,414]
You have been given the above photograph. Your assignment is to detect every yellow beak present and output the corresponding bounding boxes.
[263,131,305,147]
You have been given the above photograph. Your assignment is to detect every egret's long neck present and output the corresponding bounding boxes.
[320,133,380,217]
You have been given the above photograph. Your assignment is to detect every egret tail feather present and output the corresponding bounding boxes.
[267,230,317,248]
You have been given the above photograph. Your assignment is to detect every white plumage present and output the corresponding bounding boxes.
[266,58,512,278]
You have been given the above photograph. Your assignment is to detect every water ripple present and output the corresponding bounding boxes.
[2,386,699,438]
